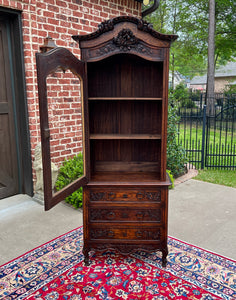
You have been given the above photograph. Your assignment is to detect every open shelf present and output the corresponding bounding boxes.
[90,139,161,174]
[87,54,163,99]
[89,100,162,136]
[90,134,161,140]
[88,97,162,101]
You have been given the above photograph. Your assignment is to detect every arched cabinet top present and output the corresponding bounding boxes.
[73,16,178,62]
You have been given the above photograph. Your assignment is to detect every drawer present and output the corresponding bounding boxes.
[89,206,162,222]
[88,188,162,203]
[89,225,162,241]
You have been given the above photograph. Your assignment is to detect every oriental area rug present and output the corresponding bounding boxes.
[0,227,235,300]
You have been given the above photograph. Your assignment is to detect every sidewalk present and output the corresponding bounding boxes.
[0,179,235,265]
[169,179,236,260]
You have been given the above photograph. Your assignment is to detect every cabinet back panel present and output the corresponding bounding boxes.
[90,140,161,173]
[88,54,163,98]
[89,100,162,135]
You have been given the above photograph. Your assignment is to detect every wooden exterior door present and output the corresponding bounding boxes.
[0,17,18,198]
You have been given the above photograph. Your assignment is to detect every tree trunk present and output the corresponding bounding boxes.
[206,0,215,116]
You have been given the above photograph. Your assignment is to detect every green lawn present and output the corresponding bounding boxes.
[193,169,236,188]
[178,124,236,146]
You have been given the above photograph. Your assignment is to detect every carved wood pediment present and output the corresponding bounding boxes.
[73,16,177,43]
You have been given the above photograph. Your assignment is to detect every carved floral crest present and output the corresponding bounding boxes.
[113,29,138,51]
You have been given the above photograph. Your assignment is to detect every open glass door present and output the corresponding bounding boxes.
[36,47,89,210]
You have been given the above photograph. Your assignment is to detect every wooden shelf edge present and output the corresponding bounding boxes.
[88,97,163,101]
[90,134,161,140]
[88,182,171,187]
[87,171,172,187]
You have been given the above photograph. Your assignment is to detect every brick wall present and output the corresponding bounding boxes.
[0,0,141,189]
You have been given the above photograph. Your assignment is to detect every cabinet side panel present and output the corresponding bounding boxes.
[161,49,170,180]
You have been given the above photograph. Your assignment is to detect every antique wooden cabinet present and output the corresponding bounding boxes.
[36,16,177,267]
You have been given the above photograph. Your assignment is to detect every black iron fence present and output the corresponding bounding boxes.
[177,93,236,170]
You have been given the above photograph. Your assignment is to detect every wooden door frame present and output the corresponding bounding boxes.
[0,7,33,196]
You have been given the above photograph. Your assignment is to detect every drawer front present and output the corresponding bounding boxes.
[89,207,162,222]
[90,225,162,241]
[89,189,162,203]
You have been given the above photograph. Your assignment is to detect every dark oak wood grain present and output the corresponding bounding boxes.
[37,16,176,268]
[77,17,175,267]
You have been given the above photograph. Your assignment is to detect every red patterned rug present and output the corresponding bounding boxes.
[0,226,235,299]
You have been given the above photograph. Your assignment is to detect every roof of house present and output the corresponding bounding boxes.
[190,75,207,85]
[215,61,236,77]
[190,61,236,85]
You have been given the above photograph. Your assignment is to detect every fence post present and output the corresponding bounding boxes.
[201,105,207,169]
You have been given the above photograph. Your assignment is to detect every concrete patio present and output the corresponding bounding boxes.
[0,179,235,266]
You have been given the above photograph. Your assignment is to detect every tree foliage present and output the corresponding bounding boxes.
[145,0,236,78]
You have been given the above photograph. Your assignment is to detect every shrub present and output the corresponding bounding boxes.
[167,97,187,177]
[172,83,188,104]
[180,98,196,108]
[173,83,196,108]
[223,85,236,107]
[55,153,83,208]
[189,89,201,102]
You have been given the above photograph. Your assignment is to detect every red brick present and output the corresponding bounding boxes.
[56,0,67,7]
[100,12,109,18]
[46,0,55,5]
[48,18,59,26]
[72,10,83,18]
[68,3,78,10]
[48,4,59,12]
[57,13,67,20]
[43,11,55,18]
[43,24,55,31]
[37,2,47,9]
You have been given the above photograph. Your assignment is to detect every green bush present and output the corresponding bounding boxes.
[55,153,83,208]
[167,98,187,177]
[223,85,236,107]
[180,98,196,108]
[173,83,196,108]
[189,89,201,102]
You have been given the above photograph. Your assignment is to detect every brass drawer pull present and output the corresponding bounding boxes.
[108,192,116,200]
[136,192,145,200]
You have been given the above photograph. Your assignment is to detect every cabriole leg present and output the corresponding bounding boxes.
[83,246,90,266]
[162,247,168,267]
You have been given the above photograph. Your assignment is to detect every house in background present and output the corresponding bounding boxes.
[189,75,207,91]
[214,61,236,92]
[169,71,190,89]
[0,0,142,200]
[190,61,236,92]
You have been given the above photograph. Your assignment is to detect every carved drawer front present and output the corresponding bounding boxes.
[89,207,162,222]
[89,189,162,203]
[90,226,162,241]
